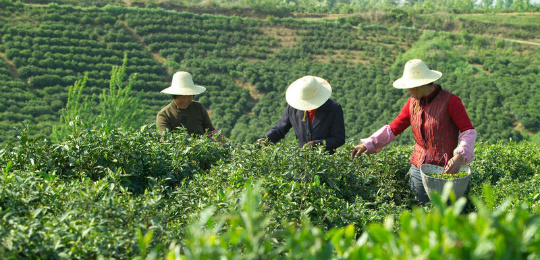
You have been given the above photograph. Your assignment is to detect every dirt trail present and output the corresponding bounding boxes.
[505,39,540,46]
[233,78,262,100]
[117,20,173,74]
[0,52,20,79]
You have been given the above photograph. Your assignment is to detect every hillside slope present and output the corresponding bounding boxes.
[0,2,538,145]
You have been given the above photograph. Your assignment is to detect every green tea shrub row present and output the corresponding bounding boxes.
[0,124,229,194]
[1,124,539,258]
[159,183,540,259]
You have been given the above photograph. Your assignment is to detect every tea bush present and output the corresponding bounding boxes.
[0,164,177,258]
[143,183,540,259]
[164,140,416,237]
[1,123,230,194]
[469,141,540,209]
[1,126,539,258]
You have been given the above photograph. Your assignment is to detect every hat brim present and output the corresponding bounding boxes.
[161,85,206,95]
[286,76,332,111]
[393,70,442,89]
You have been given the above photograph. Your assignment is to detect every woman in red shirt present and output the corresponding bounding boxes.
[350,59,477,204]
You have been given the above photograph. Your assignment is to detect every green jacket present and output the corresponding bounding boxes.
[156,101,214,135]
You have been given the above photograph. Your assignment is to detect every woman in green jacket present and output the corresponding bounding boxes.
[156,71,215,136]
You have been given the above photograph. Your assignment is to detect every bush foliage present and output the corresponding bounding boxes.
[0,2,539,258]
[1,124,539,258]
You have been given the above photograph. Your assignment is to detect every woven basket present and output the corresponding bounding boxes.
[420,164,472,200]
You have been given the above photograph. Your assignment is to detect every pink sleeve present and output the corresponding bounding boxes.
[453,129,476,164]
[360,125,396,154]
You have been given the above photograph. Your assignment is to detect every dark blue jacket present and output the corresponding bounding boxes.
[265,99,345,153]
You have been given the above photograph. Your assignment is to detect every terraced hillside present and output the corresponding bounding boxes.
[0,2,539,144]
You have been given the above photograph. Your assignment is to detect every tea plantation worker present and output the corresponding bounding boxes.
[156,71,216,136]
[257,75,345,154]
[350,59,476,204]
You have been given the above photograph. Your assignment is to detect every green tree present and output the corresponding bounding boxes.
[495,0,505,9]
[511,0,525,10]
[481,0,494,9]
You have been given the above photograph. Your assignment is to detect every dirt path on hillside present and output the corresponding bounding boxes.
[0,52,20,79]
[117,20,174,74]
[506,39,540,46]
[121,0,133,6]
[468,12,540,15]
[233,78,262,100]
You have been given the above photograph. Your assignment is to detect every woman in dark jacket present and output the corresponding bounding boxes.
[258,76,345,154]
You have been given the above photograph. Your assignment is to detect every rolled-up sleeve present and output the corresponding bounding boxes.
[453,129,476,164]
[361,125,397,154]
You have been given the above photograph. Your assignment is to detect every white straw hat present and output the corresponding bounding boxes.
[286,76,332,111]
[393,59,442,89]
[161,71,206,95]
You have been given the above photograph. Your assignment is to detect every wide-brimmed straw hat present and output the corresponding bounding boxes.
[286,76,332,111]
[393,59,442,89]
[161,71,206,95]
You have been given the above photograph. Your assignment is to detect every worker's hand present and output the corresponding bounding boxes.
[305,141,315,147]
[351,143,367,159]
[257,137,269,147]
[443,154,463,174]
[207,130,225,143]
